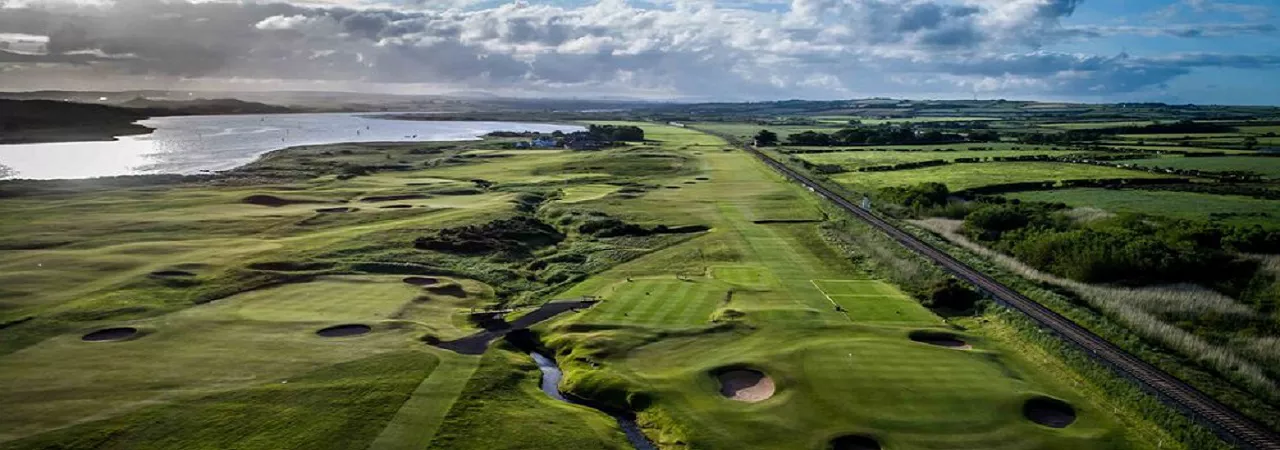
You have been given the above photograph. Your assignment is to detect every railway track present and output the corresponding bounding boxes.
[738,143,1280,450]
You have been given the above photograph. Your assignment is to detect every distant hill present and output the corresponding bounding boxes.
[120,97,294,115]
[0,99,154,144]
[0,98,299,144]
[0,99,149,130]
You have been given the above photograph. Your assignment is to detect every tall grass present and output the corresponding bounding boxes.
[909,218,1278,400]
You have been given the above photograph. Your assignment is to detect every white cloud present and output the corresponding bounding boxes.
[0,0,1275,101]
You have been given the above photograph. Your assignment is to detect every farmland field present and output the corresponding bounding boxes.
[1123,156,1280,178]
[830,161,1176,192]
[796,149,1088,169]
[782,142,1066,153]
[1005,188,1280,226]
[1040,121,1157,130]
[689,122,844,141]
[812,116,1001,125]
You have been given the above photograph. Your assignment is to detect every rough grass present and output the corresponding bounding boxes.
[909,218,1278,400]
[425,347,628,450]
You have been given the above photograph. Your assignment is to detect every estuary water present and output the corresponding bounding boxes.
[0,113,580,180]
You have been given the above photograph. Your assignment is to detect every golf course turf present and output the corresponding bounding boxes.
[0,123,1183,449]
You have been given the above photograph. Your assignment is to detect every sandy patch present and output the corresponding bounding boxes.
[717,369,775,402]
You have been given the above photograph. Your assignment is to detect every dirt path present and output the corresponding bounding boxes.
[367,353,481,450]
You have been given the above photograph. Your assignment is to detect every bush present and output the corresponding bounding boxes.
[922,278,981,312]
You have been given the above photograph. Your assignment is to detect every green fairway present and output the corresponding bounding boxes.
[1005,188,1280,226]
[1123,156,1280,178]
[831,161,1176,192]
[0,275,482,444]
[4,350,441,450]
[533,123,1160,450]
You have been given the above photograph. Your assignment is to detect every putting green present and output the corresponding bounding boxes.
[578,278,727,327]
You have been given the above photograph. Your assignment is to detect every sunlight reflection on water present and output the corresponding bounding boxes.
[0,113,580,180]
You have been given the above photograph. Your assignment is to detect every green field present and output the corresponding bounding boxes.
[796,149,1088,169]
[1040,121,1157,130]
[1005,188,1280,226]
[0,123,1177,450]
[783,142,1067,153]
[1123,156,1280,178]
[689,122,844,141]
[831,161,1176,192]
[813,116,1000,125]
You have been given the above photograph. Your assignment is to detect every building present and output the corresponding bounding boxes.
[531,136,558,148]
[565,138,605,150]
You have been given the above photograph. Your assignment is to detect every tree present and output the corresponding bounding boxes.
[754,129,778,146]
[1243,136,1259,149]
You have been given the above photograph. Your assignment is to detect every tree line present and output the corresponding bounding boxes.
[753,126,1000,146]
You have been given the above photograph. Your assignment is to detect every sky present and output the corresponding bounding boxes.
[0,0,1277,104]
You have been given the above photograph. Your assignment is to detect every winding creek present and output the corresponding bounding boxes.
[529,352,658,450]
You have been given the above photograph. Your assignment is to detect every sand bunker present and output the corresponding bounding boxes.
[909,330,970,349]
[82,327,139,342]
[664,186,681,189]
[401,276,442,286]
[360,194,429,203]
[427,283,467,297]
[829,434,880,450]
[716,369,775,402]
[241,194,320,207]
[149,270,195,278]
[1023,396,1076,428]
[695,177,710,181]
[315,324,372,337]
[315,207,357,213]
[379,204,413,209]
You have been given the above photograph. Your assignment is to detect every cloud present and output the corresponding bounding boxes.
[0,0,1275,102]
[1062,23,1277,39]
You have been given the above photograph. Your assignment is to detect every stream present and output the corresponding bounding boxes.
[529,352,658,450]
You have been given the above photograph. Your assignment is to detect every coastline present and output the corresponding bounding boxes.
[0,123,155,145]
